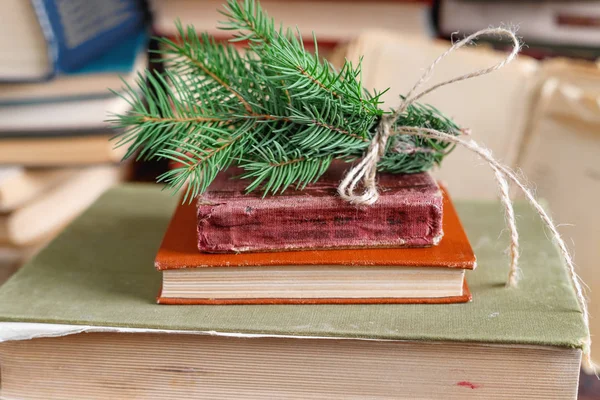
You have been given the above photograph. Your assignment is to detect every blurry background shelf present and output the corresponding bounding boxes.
[0,0,147,287]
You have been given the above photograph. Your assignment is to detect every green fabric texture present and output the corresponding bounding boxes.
[0,184,587,349]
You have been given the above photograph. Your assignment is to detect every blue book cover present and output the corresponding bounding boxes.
[32,0,145,75]
[71,29,147,76]
[0,29,148,106]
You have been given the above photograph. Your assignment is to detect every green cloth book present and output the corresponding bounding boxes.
[0,185,586,399]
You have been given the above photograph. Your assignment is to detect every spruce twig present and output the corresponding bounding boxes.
[109,0,460,202]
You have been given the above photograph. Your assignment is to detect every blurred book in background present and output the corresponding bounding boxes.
[0,135,127,166]
[0,32,147,105]
[150,0,434,53]
[0,0,144,81]
[436,0,600,60]
[0,166,122,248]
[517,63,600,368]
[0,0,147,282]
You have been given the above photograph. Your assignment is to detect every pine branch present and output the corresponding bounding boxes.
[220,0,276,45]
[379,100,460,173]
[158,25,254,113]
[157,121,255,203]
[261,32,381,114]
[287,100,371,156]
[110,0,461,199]
[239,143,333,194]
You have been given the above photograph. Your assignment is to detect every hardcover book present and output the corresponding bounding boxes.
[197,166,444,253]
[438,0,600,49]
[0,135,126,166]
[161,187,474,304]
[0,185,586,399]
[0,31,148,105]
[0,166,121,247]
[0,94,133,134]
[0,167,75,212]
[1,0,144,82]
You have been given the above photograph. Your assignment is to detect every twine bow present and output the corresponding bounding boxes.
[338,28,596,372]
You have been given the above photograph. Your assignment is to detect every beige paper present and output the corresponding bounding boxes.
[518,77,600,366]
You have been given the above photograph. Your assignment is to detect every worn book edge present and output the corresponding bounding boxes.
[156,187,476,270]
[0,322,408,343]
[156,279,471,305]
[196,168,444,253]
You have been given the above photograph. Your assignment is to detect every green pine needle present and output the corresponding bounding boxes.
[111,0,460,202]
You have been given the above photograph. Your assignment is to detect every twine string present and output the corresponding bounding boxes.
[339,28,521,205]
[338,28,595,372]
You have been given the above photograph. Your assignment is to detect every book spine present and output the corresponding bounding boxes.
[439,0,600,47]
[197,196,443,253]
[32,0,144,73]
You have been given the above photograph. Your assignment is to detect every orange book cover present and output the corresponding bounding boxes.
[155,187,475,305]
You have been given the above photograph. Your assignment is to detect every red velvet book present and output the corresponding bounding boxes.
[156,187,475,305]
[197,166,444,253]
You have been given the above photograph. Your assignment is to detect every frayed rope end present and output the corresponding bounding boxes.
[582,341,599,378]
[505,266,520,288]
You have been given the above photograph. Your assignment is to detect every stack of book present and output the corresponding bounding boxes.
[0,178,586,398]
[156,166,476,305]
[0,0,147,279]
[0,3,588,395]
